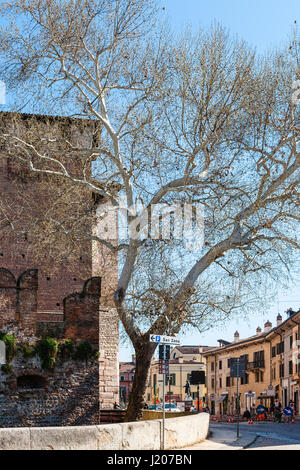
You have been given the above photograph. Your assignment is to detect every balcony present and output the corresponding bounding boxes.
[246,360,265,370]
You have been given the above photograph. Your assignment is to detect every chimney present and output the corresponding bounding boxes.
[234,331,240,342]
[256,326,262,335]
[276,314,282,326]
[264,321,272,333]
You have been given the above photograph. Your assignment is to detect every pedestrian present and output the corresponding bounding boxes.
[243,409,251,420]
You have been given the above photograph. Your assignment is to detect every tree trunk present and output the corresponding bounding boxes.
[124,339,157,422]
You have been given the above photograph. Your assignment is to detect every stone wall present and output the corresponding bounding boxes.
[0,362,99,427]
[0,413,210,450]
[0,112,119,420]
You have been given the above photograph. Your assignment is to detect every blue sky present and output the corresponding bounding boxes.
[119,0,300,361]
[162,0,299,52]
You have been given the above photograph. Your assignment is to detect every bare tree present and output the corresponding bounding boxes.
[0,0,299,420]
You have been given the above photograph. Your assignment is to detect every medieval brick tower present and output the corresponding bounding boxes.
[0,112,119,426]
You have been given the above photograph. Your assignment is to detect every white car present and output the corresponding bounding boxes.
[157,403,181,412]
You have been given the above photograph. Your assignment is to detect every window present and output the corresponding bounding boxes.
[211,378,215,389]
[277,342,284,354]
[131,375,134,381]
[226,376,231,387]
[120,376,125,382]
[279,363,284,378]
[253,350,264,367]
[166,374,176,386]
[219,378,222,388]
[255,371,260,383]
[272,347,276,358]
[241,374,249,385]
[227,359,231,368]
[289,361,293,375]
[272,368,276,380]
[290,336,293,349]
[260,371,264,382]
[219,360,222,370]
[211,362,214,371]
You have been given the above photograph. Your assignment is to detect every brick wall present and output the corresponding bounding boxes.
[0,112,119,422]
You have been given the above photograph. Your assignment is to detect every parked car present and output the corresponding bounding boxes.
[156,403,181,412]
[148,404,156,410]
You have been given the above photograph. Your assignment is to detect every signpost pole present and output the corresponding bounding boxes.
[236,358,240,439]
[162,345,166,451]
[149,334,180,451]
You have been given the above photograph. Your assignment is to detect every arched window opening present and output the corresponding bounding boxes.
[17,375,46,390]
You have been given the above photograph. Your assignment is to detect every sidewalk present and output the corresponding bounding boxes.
[182,426,258,450]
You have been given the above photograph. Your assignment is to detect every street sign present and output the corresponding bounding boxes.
[159,344,171,360]
[229,358,246,378]
[283,406,293,416]
[149,334,180,345]
[256,405,266,414]
[158,359,169,375]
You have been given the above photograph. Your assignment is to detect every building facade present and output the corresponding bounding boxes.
[119,356,136,404]
[0,112,119,426]
[204,310,300,416]
[145,345,211,407]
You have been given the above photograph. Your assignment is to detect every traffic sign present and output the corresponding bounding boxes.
[149,334,181,345]
[283,406,293,416]
[229,358,246,378]
[256,405,266,414]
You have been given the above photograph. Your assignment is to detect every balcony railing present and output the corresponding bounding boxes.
[246,360,265,370]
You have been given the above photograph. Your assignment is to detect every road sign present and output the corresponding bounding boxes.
[283,406,293,416]
[159,360,169,375]
[149,334,180,345]
[256,405,266,414]
[229,358,246,378]
[159,344,171,360]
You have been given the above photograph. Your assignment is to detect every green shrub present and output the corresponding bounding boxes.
[1,364,13,374]
[19,343,37,358]
[37,338,59,370]
[74,341,99,362]
[58,339,74,361]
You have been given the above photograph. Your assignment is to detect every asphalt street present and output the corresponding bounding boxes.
[183,421,300,450]
[211,421,300,450]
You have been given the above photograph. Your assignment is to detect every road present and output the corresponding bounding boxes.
[210,421,300,450]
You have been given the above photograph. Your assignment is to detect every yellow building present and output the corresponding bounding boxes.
[268,309,300,410]
[204,310,300,416]
[145,345,212,406]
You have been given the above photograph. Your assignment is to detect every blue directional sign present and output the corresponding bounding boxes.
[149,334,180,345]
[283,406,293,416]
[256,405,266,414]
